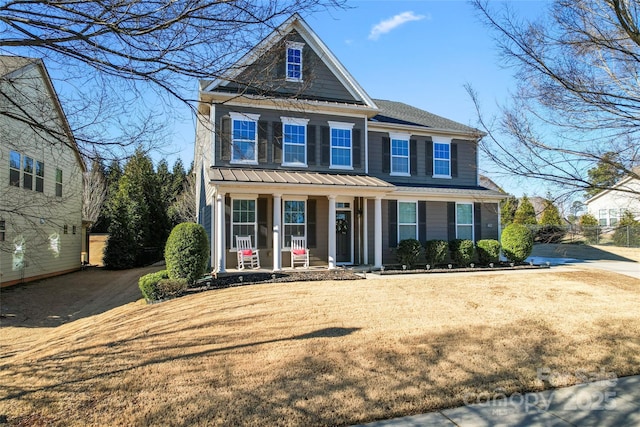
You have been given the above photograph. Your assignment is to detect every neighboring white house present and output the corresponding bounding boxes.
[0,56,85,287]
[585,168,640,227]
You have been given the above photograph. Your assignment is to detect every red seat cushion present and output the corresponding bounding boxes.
[241,249,253,256]
[292,249,306,255]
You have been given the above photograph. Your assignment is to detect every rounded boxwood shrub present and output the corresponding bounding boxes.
[424,240,449,266]
[476,239,500,265]
[449,239,475,267]
[165,222,210,285]
[396,239,423,268]
[501,223,533,263]
[139,270,169,302]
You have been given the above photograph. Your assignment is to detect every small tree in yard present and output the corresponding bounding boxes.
[513,195,537,225]
[165,223,209,285]
[579,213,600,244]
[396,239,423,269]
[613,211,640,247]
[501,224,533,263]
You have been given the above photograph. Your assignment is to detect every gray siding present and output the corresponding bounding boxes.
[426,202,449,241]
[368,131,478,187]
[480,203,499,240]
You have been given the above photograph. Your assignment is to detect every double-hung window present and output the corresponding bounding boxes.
[390,133,410,175]
[23,156,34,190]
[286,42,304,81]
[230,112,260,164]
[283,199,305,248]
[282,117,308,166]
[232,198,257,249]
[35,161,44,193]
[456,203,474,240]
[0,220,5,242]
[55,169,63,197]
[9,151,20,187]
[599,208,622,226]
[398,201,418,241]
[328,121,354,169]
[433,137,452,178]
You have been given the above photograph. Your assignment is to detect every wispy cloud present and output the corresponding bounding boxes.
[368,11,428,41]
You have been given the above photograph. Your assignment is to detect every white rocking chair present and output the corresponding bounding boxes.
[290,236,309,269]
[236,236,260,270]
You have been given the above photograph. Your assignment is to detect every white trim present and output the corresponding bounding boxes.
[209,105,216,167]
[281,116,309,126]
[455,202,474,241]
[229,112,260,164]
[282,197,307,250]
[285,41,304,82]
[335,202,354,266]
[281,117,309,167]
[389,132,411,140]
[397,200,418,241]
[328,121,354,169]
[364,115,369,174]
[328,121,355,130]
[389,133,411,176]
[230,197,258,250]
[433,137,452,179]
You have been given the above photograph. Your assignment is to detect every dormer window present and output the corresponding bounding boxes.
[286,42,304,82]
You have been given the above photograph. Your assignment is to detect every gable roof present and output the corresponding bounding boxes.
[370,99,479,134]
[201,14,377,109]
[0,56,37,77]
[585,166,640,204]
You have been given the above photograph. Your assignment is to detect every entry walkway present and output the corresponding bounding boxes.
[356,375,640,426]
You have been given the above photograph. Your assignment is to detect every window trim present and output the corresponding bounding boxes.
[281,116,309,167]
[0,219,5,242]
[397,201,418,241]
[282,197,307,250]
[389,132,411,176]
[55,168,63,197]
[230,197,258,251]
[23,155,34,190]
[35,160,44,193]
[9,150,20,187]
[229,112,260,165]
[433,136,452,179]
[285,41,304,82]
[328,121,354,170]
[456,202,474,241]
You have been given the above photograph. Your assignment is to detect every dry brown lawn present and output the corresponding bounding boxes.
[1,268,639,426]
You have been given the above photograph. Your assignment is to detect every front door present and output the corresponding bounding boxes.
[336,210,352,264]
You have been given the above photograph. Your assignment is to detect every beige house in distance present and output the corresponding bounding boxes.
[0,56,85,287]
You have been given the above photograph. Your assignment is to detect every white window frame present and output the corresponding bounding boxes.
[55,168,63,197]
[231,196,258,250]
[35,160,44,193]
[456,202,474,241]
[9,150,20,187]
[328,121,354,170]
[282,197,307,249]
[286,41,304,82]
[389,132,411,176]
[0,219,5,242]
[281,116,309,167]
[229,112,260,164]
[398,201,418,241]
[433,136,452,179]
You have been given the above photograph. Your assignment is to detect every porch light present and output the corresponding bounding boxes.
[426,264,430,270]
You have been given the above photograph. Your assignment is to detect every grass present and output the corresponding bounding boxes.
[1,268,639,426]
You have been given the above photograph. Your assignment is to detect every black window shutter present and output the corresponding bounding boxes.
[220,116,231,161]
[258,121,268,163]
[388,200,398,248]
[307,199,317,248]
[426,140,433,176]
[352,129,361,168]
[225,196,231,248]
[307,125,316,165]
[418,201,427,245]
[258,198,268,249]
[321,126,330,166]
[272,121,282,163]
[382,136,390,173]
[447,202,456,241]
[474,202,482,242]
[451,143,458,178]
[410,139,417,175]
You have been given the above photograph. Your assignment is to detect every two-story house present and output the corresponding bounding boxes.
[194,14,504,272]
[0,56,85,287]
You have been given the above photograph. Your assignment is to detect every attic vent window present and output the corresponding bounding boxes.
[286,42,304,82]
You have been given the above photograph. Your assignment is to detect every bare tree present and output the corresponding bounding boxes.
[169,172,197,224]
[0,0,343,159]
[469,0,640,198]
[82,162,108,228]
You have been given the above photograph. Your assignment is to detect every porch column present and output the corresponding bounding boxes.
[328,195,336,269]
[215,192,226,273]
[374,196,382,268]
[362,198,368,265]
[272,194,282,271]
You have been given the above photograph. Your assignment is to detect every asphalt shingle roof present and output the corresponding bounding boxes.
[371,99,478,134]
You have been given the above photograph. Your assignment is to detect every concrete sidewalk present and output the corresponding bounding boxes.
[355,375,640,426]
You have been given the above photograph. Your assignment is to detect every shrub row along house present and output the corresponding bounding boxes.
[194,14,505,271]
[0,56,85,287]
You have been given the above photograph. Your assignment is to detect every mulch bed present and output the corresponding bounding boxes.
[379,262,549,275]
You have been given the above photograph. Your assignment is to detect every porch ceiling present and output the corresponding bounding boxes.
[209,167,395,195]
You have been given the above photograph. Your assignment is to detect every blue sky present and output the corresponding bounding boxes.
[166,1,548,196]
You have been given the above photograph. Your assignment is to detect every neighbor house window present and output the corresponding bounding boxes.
[433,138,451,178]
[599,208,622,226]
[63,224,68,234]
[283,199,305,248]
[72,225,77,235]
[232,199,257,249]
[23,156,34,190]
[9,151,20,187]
[55,168,63,197]
[286,42,304,81]
[329,121,354,168]
[35,161,44,192]
[456,203,474,240]
[398,201,418,241]
[0,220,5,242]
[230,112,260,164]
[609,209,621,226]
[390,133,410,175]
[282,117,308,166]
